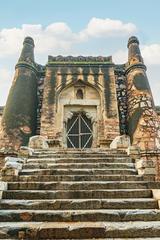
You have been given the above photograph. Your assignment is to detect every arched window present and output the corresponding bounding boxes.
[76,89,83,99]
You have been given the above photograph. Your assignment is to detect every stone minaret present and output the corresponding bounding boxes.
[0,37,38,150]
[126,36,160,150]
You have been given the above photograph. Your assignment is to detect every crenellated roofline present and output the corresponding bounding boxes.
[48,55,112,64]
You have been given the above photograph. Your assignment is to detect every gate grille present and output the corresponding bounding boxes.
[67,113,93,149]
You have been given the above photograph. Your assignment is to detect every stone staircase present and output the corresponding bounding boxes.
[1,149,160,239]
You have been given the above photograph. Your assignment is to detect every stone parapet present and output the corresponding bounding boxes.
[0,150,18,171]
[127,149,160,181]
[1,156,26,177]
[135,159,156,176]
[110,135,130,150]
[28,135,49,149]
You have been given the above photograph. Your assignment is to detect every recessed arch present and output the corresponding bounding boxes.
[76,88,84,99]
[58,79,101,103]
[55,78,102,149]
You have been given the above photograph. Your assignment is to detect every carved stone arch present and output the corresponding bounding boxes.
[64,109,97,125]
[57,78,102,101]
[56,80,101,113]
[54,77,102,148]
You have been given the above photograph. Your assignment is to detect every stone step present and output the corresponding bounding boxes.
[1,221,160,238]
[27,157,133,164]
[2,174,155,182]
[7,181,160,190]
[2,189,152,200]
[22,163,135,170]
[31,150,127,155]
[31,153,128,158]
[13,239,160,240]
[1,148,159,240]
[19,168,137,176]
[32,149,126,154]
[1,209,160,222]
[0,198,158,210]
[53,239,160,240]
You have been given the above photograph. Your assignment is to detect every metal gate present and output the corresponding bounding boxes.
[66,112,93,149]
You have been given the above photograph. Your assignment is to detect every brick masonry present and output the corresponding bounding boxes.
[0,36,159,153]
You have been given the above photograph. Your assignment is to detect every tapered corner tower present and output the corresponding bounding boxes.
[0,37,38,150]
[0,35,159,151]
[126,36,160,150]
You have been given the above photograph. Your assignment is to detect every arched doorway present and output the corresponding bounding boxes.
[66,112,93,149]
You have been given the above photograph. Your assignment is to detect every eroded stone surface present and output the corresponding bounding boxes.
[0,148,160,239]
[1,156,25,176]
[1,36,159,153]
[19,146,34,157]
[110,135,130,149]
[28,135,49,149]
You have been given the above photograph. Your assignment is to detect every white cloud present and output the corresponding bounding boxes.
[0,18,137,105]
[0,18,137,59]
[141,44,160,65]
[45,23,73,37]
[112,43,160,65]
[112,46,160,105]
[79,18,137,40]
[0,28,23,56]
[113,49,128,63]
[1,18,160,105]
[0,68,12,82]
[0,23,76,58]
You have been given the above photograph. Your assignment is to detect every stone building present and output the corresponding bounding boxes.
[1,36,160,239]
[0,36,159,150]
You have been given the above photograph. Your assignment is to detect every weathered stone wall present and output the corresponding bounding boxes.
[0,115,2,126]
[36,66,45,135]
[40,66,57,139]
[126,37,160,150]
[115,66,128,135]
[139,150,160,181]
[126,68,160,150]
[40,59,120,147]
[0,36,159,151]
[156,106,160,125]
[0,152,18,171]
[0,67,38,150]
[156,156,160,181]
[0,37,38,150]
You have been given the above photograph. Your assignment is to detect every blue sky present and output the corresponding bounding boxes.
[0,0,160,105]
[1,0,159,39]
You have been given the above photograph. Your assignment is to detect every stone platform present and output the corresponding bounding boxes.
[0,149,160,239]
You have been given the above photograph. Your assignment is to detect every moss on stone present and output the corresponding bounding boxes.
[82,67,90,82]
[47,68,57,105]
[127,107,144,143]
[19,40,34,63]
[60,66,68,88]
[133,73,151,91]
[91,67,99,85]
[2,67,38,146]
[103,68,111,116]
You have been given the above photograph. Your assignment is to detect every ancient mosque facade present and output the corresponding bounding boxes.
[0,36,159,150]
